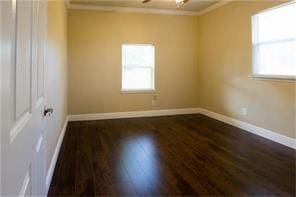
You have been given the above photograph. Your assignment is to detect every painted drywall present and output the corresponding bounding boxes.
[45,0,68,172]
[67,1,295,139]
[198,1,295,138]
[67,10,199,114]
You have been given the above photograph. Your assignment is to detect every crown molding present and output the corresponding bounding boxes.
[67,3,200,16]
[67,0,234,16]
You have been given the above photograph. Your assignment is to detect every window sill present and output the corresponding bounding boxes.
[121,89,156,94]
[248,74,296,82]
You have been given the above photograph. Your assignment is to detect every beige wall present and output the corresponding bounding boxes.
[67,10,199,114]
[46,0,68,172]
[67,1,295,139]
[198,1,295,138]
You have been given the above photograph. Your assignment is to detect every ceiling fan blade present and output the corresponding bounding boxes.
[142,0,151,3]
[183,0,190,3]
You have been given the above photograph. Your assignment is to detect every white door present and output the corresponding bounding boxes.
[1,0,49,195]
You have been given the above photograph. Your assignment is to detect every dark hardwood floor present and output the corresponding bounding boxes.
[48,114,295,196]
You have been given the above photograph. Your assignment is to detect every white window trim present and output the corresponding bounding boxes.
[248,74,296,82]
[121,44,156,93]
[120,89,156,94]
[251,1,296,81]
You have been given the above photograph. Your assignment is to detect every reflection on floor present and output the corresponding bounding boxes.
[48,114,295,196]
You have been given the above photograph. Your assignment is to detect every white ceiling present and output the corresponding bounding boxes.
[69,0,220,12]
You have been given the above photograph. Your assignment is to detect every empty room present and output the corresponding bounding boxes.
[1,0,295,196]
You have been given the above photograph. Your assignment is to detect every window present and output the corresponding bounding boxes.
[122,44,155,91]
[252,2,296,79]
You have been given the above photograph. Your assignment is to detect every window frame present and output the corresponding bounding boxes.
[121,44,156,93]
[251,2,296,80]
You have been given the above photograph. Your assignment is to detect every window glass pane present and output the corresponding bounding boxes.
[122,45,155,67]
[252,3,296,77]
[122,68,153,90]
[255,3,296,43]
[122,44,155,90]
[254,40,296,76]
[256,3,296,43]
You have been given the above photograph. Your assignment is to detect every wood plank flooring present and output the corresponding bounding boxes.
[48,114,295,196]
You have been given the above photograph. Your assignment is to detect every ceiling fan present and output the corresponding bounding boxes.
[142,0,190,8]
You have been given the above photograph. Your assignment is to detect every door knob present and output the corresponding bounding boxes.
[44,107,53,116]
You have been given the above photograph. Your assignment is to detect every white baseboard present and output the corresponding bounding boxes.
[199,108,296,149]
[45,117,69,194]
[68,108,201,121]
[68,107,295,149]
[38,108,295,195]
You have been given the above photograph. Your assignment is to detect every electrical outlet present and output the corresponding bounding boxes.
[241,107,248,115]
